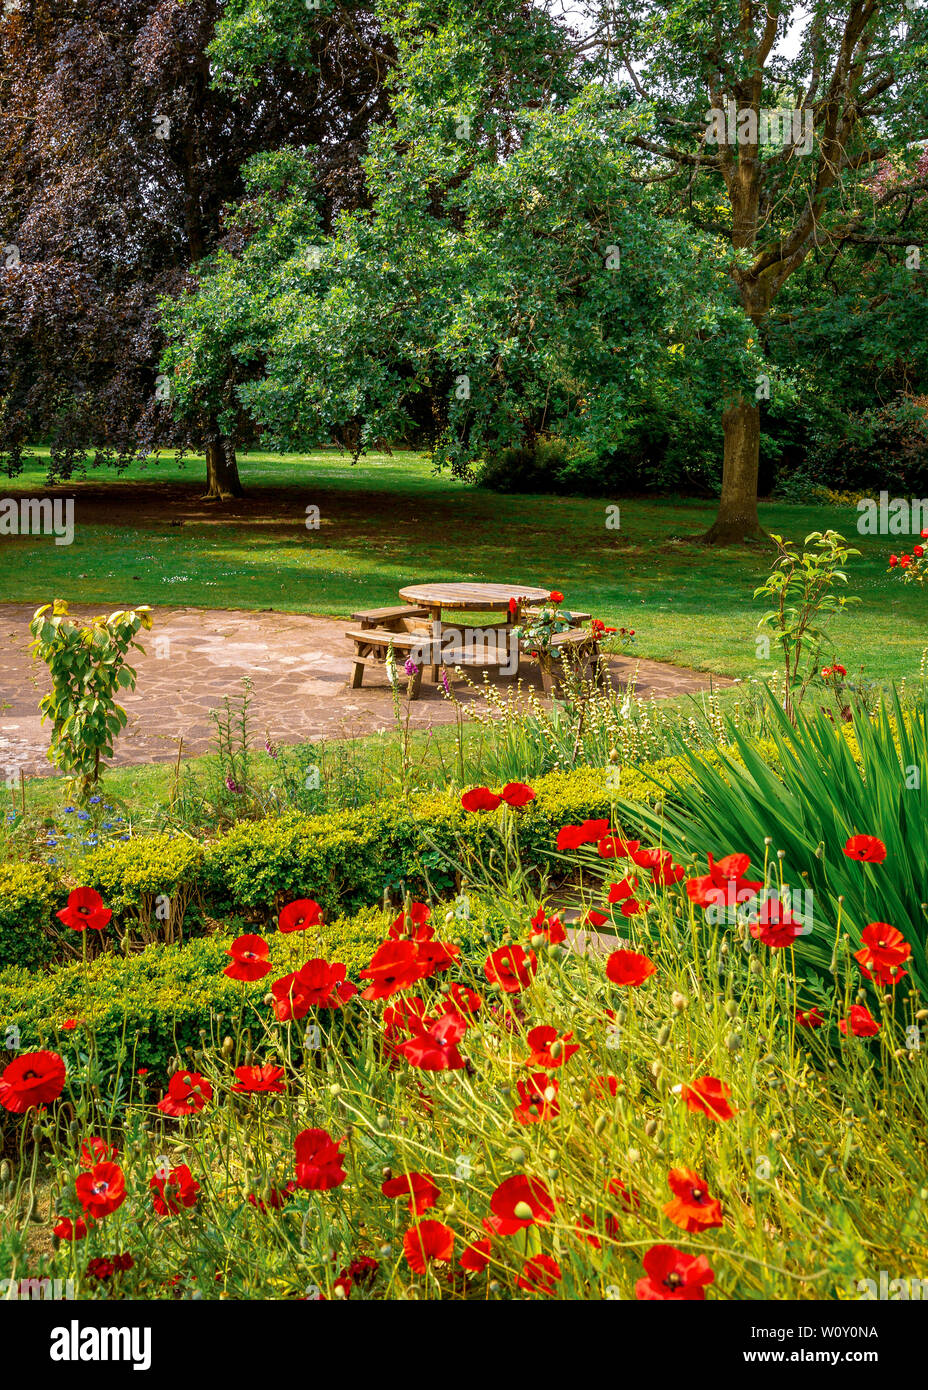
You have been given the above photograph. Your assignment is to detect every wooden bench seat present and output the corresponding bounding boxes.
[350,604,429,629]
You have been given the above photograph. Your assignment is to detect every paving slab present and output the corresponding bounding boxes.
[0,604,731,777]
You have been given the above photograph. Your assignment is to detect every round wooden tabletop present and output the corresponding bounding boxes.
[398,581,551,612]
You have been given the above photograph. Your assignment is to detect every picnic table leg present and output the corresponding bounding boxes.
[430,606,441,683]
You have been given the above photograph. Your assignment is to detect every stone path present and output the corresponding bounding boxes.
[0,605,731,777]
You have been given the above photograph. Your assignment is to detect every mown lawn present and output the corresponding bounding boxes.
[0,446,923,683]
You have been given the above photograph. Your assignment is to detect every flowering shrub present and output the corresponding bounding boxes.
[1,793,925,1301]
[888,528,928,583]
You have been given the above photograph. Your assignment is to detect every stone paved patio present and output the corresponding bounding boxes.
[0,604,731,777]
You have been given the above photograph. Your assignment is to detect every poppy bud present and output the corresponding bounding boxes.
[749,957,764,976]
[0,1161,10,1183]
[627,1147,640,1164]
[644,1119,658,1137]
[657,1025,671,1046]
[328,1083,342,1096]
[507,1146,527,1163]
[375,1114,390,1132]
[724,999,738,1017]
[221,1037,234,1058]
[726,1033,742,1052]
[671,992,687,1012]
[650,1061,662,1080]
[593,1115,608,1137]
[69,1119,80,1138]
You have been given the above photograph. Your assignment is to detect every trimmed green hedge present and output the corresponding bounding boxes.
[0,906,397,1089]
[0,861,60,970]
[0,760,690,970]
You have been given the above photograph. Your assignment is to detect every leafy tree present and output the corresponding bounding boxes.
[0,0,392,496]
[161,0,755,481]
[587,0,928,540]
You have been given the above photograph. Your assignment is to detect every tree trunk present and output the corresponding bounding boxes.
[701,396,765,544]
[202,435,243,500]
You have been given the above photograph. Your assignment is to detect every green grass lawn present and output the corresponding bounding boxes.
[0,446,923,684]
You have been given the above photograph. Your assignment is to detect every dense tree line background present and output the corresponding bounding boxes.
[1,0,926,541]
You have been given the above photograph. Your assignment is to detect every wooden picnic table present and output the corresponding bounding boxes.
[398,581,551,680]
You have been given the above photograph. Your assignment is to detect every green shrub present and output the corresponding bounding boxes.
[0,862,61,969]
[0,905,397,1095]
[0,760,690,969]
[78,833,205,943]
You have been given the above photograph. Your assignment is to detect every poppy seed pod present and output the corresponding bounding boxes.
[221,1036,234,1058]
[513,1201,534,1220]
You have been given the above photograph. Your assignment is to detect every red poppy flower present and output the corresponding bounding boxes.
[156,1070,212,1117]
[680,1076,737,1121]
[575,1213,602,1249]
[662,1168,723,1233]
[278,898,324,933]
[0,1050,66,1113]
[557,819,610,851]
[53,1216,92,1241]
[388,902,433,940]
[528,907,567,945]
[395,1011,468,1070]
[685,852,762,909]
[484,944,537,993]
[489,1174,556,1233]
[447,983,482,1015]
[381,1171,440,1215]
[517,1253,562,1295]
[459,1237,492,1272]
[607,876,638,903]
[853,922,911,985]
[75,1161,127,1219]
[591,1074,621,1100]
[413,937,461,976]
[619,898,648,917]
[843,835,887,864]
[61,1018,78,1030]
[86,1257,115,1282]
[348,1256,379,1284]
[650,860,686,887]
[548,590,564,603]
[580,908,610,928]
[750,898,804,948]
[80,1137,118,1168]
[55,886,112,933]
[513,1072,559,1125]
[293,1127,346,1190]
[272,958,357,1020]
[360,939,427,999]
[461,786,503,812]
[795,1006,825,1029]
[150,1163,200,1215]
[635,1244,715,1300]
[597,836,640,859]
[605,1176,641,1212]
[224,934,272,982]
[839,1005,881,1038]
[500,781,536,807]
[247,1183,297,1211]
[231,1064,287,1094]
[383,995,434,1042]
[525,1025,579,1069]
[403,1219,454,1273]
[605,949,657,987]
